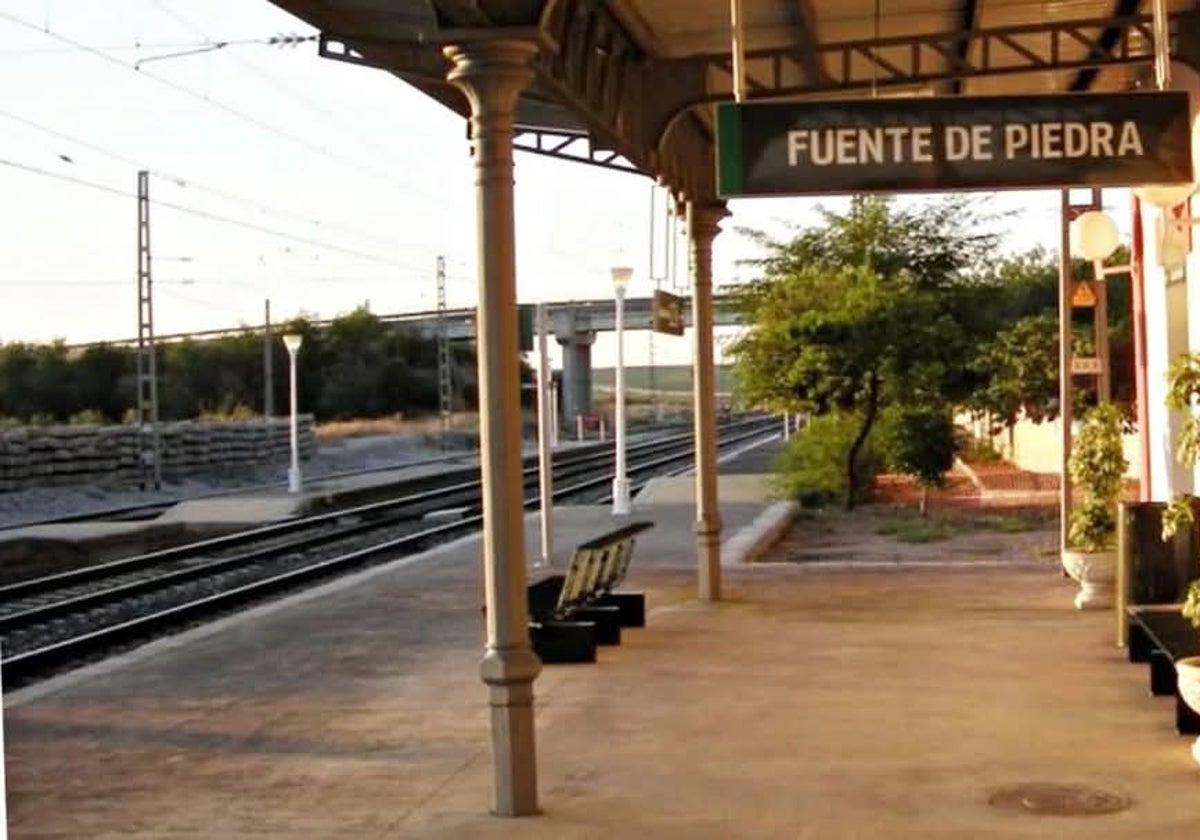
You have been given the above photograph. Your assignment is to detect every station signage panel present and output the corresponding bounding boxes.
[652,290,685,336]
[716,91,1193,197]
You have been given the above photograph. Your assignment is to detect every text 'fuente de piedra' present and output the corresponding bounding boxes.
[785,121,1146,167]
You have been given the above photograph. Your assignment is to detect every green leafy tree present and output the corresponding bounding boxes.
[968,313,1060,433]
[730,196,997,508]
[878,405,958,516]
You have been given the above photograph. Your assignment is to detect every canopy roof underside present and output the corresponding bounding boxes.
[269,0,1200,200]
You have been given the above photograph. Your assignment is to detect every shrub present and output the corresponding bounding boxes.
[772,412,881,508]
[1067,403,1127,552]
[68,409,105,426]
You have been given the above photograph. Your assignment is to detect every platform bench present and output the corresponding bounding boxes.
[1126,605,1200,735]
[528,521,654,664]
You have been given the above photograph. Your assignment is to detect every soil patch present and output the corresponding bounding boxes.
[771,471,1060,566]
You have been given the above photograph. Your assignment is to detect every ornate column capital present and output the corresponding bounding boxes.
[443,35,542,124]
[688,201,730,245]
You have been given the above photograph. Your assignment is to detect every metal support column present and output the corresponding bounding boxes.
[536,303,553,566]
[135,170,162,491]
[647,184,659,419]
[444,34,542,818]
[1059,189,1074,553]
[263,299,275,418]
[1096,267,1112,403]
[688,200,727,601]
[437,255,453,447]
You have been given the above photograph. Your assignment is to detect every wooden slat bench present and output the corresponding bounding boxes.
[1126,605,1200,735]
[528,521,654,664]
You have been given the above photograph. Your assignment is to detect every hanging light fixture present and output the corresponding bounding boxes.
[1070,210,1121,262]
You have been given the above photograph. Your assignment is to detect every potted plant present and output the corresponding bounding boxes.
[1173,589,1200,767]
[1062,403,1127,609]
[1161,352,1200,765]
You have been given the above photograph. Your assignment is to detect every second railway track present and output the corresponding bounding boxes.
[0,417,777,688]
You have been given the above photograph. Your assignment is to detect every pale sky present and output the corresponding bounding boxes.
[0,0,1135,370]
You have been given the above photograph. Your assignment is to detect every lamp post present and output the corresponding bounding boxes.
[282,333,303,493]
[611,266,633,515]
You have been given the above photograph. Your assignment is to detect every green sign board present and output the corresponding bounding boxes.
[717,91,1193,197]
[518,304,534,352]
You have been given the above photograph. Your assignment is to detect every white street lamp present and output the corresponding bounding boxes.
[611,266,633,516]
[282,333,303,493]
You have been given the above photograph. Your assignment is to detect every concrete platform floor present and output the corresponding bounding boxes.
[5,505,1199,838]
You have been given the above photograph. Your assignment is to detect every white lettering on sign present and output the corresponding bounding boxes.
[787,126,936,166]
[1002,121,1143,160]
[1071,356,1103,375]
[786,121,1147,167]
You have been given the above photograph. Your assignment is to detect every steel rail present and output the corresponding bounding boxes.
[0,422,777,685]
[0,425,754,632]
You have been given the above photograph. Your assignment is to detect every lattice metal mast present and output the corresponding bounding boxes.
[436,255,452,445]
[135,170,162,491]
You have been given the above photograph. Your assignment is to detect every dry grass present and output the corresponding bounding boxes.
[315,413,481,441]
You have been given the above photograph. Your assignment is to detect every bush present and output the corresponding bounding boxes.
[772,412,881,508]
[68,409,105,426]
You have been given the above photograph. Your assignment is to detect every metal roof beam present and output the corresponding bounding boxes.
[948,0,978,96]
[1069,0,1141,92]
[780,0,830,86]
[686,13,1172,97]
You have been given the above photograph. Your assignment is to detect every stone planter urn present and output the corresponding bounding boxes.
[1060,548,1117,610]
[1176,657,1200,767]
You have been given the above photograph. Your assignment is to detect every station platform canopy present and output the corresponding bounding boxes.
[270,1,1199,201]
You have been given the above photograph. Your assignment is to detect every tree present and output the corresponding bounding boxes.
[967,313,1060,433]
[729,196,998,508]
[878,405,958,516]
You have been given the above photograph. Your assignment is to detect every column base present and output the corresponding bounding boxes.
[612,477,631,515]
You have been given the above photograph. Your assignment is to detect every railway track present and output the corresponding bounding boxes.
[0,418,696,532]
[0,417,777,688]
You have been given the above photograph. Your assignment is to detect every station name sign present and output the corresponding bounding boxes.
[716,92,1194,197]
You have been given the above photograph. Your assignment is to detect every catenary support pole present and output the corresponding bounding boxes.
[263,299,275,418]
[444,34,542,818]
[612,274,631,516]
[689,200,728,601]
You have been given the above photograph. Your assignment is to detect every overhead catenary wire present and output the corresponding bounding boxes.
[0,36,309,57]
[149,0,421,181]
[0,10,448,204]
[0,157,432,273]
[0,107,440,253]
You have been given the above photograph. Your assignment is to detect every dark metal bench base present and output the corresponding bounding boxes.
[1126,607,1200,736]
[569,605,622,645]
[530,620,597,664]
[597,592,646,628]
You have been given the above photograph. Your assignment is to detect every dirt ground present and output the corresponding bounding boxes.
[773,467,1062,566]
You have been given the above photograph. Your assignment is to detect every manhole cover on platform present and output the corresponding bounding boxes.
[987,782,1131,816]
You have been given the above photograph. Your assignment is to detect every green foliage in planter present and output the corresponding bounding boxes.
[1068,498,1116,554]
[1183,582,1200,630]
[1159,353,1200,622]
[1067,403,1127,552]
[1162,353,1200,542]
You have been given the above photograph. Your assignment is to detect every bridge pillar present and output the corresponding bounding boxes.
[688,200,729,602]
[444,33,542,818]
[555,327,595,428]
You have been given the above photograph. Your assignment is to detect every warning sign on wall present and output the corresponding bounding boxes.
[1071,281,1097,308]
